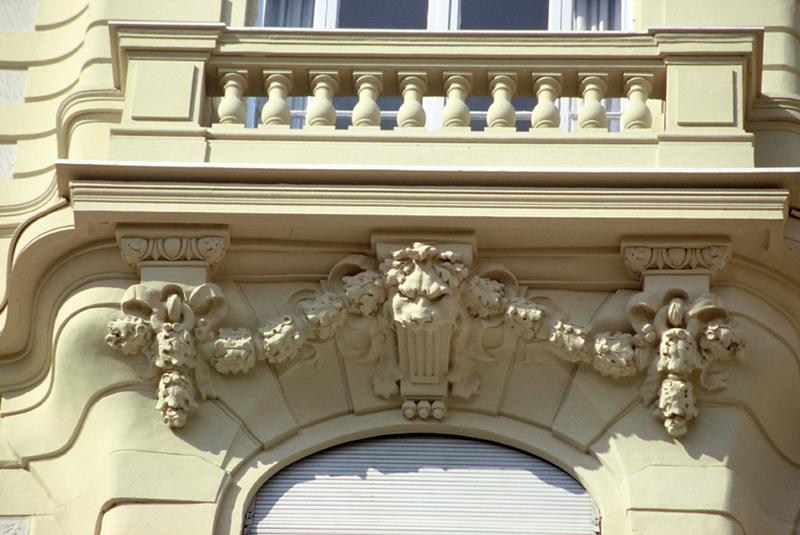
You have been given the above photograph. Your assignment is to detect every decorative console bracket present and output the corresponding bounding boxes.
[620,237,743,436]
[105,231,745,438]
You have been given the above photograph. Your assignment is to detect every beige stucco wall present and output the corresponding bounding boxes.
[638,0,800,167]
[2,244,799,534]
[0,1,799,534]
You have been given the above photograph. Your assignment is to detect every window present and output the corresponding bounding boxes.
[247,0,629,131]
[244,435,600,534]
[250,0,624,32]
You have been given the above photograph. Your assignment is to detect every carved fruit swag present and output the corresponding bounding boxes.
[107,242,745,437]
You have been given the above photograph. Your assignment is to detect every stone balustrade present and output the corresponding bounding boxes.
[103,24,762,166]
[213,62,656,132]
[185,28,760,134]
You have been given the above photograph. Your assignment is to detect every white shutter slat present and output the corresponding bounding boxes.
[245,435,597,535]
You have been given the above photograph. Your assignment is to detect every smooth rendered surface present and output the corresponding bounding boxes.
[0,1,799,534]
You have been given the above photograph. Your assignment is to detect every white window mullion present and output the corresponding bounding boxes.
[421,98,443,131]
[598,0,608,30]
[621,0,633,30]
[313,0,338,29]
[554,0,574,130]
[427,0,459,31]
[422,0,459,130]
[550,0,574,31]
[252,0,627,132]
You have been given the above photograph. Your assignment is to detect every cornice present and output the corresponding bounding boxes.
[1,159,797,397]
[61,178,787,251]
[55,159,800,195]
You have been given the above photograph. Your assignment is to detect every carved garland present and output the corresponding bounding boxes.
[105,241,745,437]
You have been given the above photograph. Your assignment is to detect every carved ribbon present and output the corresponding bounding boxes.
[106,283,257,427]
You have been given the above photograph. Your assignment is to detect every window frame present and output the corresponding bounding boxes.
[306,0,557,131]
[248,0,634,131]
[307,0,632,32]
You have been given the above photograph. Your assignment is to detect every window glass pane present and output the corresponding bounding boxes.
[573,0,620,30]
[460,0,548,30]
[465,96,536,132]
[377,96,402,111]
[265,0,315,27]
[338,0,427,29]
[247,0,315,127]
[333,96,403,130]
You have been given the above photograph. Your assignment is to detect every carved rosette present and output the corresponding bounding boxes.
[106,239,746,438]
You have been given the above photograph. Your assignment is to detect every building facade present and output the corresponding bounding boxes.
[0,0,799,533]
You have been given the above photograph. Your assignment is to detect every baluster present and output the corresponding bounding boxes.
[306,71,338,128]
[217,70,248,125]
[578,74,608,130]
[530,74,562,129]
[397,72,427,128]
[442,72,472,129]
[622,73,653,130]
[487,72,517,129]
[351,71,383,128]
[260,70,293,127]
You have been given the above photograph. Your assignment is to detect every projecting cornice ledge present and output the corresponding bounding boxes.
[105,231,745,439]
[55,161,790,249]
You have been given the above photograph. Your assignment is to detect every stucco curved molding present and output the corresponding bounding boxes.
[214,411,629,535]
[36,0,90,30]
[55,88,124,159]
[0,203,75,371]
[106,239,746,437]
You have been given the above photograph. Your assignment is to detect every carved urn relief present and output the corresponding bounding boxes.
[382,243,466,419]
[105,231,745,438]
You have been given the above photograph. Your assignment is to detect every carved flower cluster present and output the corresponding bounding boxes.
[502,291,746,438]
[381,243,467,300]
[105,283,259,427]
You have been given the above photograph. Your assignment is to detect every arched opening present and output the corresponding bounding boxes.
[243,434,599,534]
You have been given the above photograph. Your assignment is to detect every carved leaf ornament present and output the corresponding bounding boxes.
[106,242,745,437]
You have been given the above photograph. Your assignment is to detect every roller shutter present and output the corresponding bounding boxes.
[245,434,599,534]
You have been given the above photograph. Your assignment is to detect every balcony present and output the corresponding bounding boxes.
[84,22,763,169]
